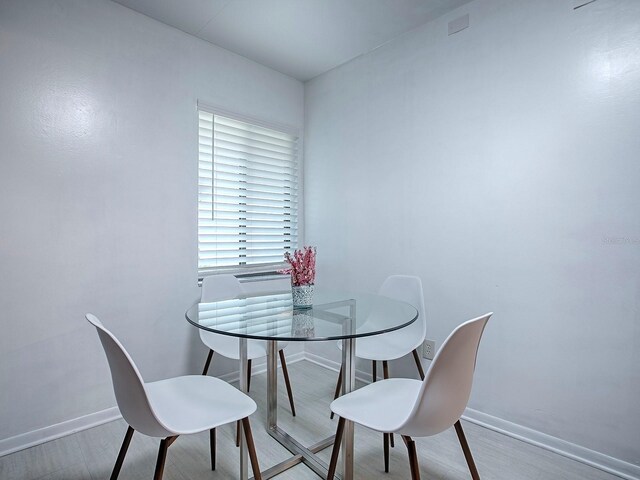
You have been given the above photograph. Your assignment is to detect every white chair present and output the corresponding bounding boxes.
[199,274,297,445]
[86,314,262,480]
[331,275,427,442]
[327,312,492,480]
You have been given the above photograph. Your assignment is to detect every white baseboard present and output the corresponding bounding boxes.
[0,407,121,458]
[2,352,638,480]
[461,408,640,480]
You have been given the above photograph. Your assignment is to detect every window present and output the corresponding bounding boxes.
[197,106,299,276]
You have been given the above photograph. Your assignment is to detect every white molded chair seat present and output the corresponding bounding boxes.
[327,313,492,480]
[330,378,422,433]
[145,375,256,435]
[86,313,262,480]
[331,275,427,434]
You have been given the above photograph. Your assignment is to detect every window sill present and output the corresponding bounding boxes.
[198,270,290,287]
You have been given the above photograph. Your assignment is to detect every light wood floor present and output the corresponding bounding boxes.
[0,360,622,480]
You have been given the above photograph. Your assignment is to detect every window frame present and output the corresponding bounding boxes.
[196,102,302,280]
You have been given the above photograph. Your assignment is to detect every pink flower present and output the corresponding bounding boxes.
[281,246,317,286]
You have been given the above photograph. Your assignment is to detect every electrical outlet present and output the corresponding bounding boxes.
[422,339,436,360]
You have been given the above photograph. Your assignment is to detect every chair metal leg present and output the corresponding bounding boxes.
[153,436,177,480]
[412,349,425,380]
[110,426,134,480]
[202,349,214,376]
[247,359,252,392]
[330,366,343,419]
[241,417,262,480]
[327,416,346,480]
[372,360,377,382]
[210,428,216,470]
[279,349,296,416]
[454,420,480,480]
[383,433,390,473]
[402,435,421,480]
[236,421,241,447]
[382,361,394,448]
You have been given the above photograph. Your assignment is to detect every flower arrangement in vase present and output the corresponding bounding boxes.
[282,246,316,308]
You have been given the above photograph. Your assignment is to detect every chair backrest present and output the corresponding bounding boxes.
[400,312,492,437]
[86,314,171,438]
[378,275,427,347]
[201,274,244,303]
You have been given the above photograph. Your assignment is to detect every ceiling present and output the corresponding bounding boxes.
[113,0,473,81]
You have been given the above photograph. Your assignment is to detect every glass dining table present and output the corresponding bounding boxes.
[185,288,418,480]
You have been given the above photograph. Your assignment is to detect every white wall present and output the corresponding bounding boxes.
[0,0,303,446]
[305,0,640,472]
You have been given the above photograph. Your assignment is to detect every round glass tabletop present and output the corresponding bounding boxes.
[185,288,418,341]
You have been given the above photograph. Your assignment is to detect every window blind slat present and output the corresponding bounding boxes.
[198,194,297,206]
[212,131,297,156]
[200,183,296,198]
[215,115,296,142]
[212,139,297,162]
[199,158,297,176]
[198,204,297,214]
[199,219,294,228]
[199,186,297,200]
[212,123,297,149]
[198,210,294,221]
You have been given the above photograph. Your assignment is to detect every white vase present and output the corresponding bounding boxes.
[292,284,314,308]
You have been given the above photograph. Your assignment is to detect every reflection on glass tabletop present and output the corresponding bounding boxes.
[185,289,418,341]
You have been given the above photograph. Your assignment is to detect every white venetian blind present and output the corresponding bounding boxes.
[198,108,299,274]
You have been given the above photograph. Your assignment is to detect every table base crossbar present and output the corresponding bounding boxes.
[249,427,340,480]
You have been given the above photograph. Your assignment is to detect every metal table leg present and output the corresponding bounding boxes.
[341,302,356,480]
[250,302,356,480]
[267,340,278,430]
[239,337,248,480]
[259,340,338,479]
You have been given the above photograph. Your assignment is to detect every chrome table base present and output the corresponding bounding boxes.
[243,300,356,480]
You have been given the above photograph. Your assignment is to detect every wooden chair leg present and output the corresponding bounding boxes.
[412,349,425,380]
[210,428,216,470]
[153,436,176,480]
[241,418,262,480]
[382,361,394,448]
[202,349,214,375]
[372,360,377,382]
[235,358,251,447]
[383,432,390,473]
[330,366,342,419]
[327,417,346,480]
[454,421,480,480]
[110,426,134,480]
[402,435,420,480]
[279,349,297,416]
